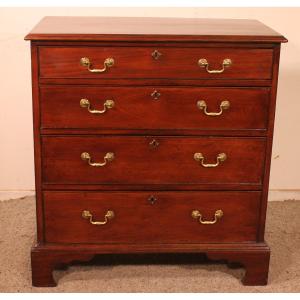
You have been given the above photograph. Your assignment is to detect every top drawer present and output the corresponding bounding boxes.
[39,47,273,80]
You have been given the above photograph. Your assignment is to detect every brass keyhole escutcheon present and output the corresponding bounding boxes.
[152,50,162,60]
[149,139,160,148]
[148,195,157,205]
[151,90,161,100]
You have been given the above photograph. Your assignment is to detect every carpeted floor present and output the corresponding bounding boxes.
[0,196,299,292]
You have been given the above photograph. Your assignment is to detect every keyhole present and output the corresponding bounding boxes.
[148,195,157,205]
[151,90,161,100]
[151,50,162,60]
[149,139,159,148]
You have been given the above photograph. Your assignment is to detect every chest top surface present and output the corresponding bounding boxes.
[25,16,287,43]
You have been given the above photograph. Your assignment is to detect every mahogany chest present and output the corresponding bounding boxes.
[25,17,287,286]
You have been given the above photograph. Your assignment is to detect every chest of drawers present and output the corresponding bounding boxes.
[25,17,287,287]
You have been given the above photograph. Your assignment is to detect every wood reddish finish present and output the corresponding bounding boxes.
[31,243,270,287]
[25,17,287,287]
[42,136,266,185]
[43,191,261,244]
[40,86,270,131]
[39,46,273,80]
[25,17,287,43]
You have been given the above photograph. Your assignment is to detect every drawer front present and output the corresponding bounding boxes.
[42,136,266,185]
[40,86,269,131]
[44,191,261,244]
[39,47,273,79]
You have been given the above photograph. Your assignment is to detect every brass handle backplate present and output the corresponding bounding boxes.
[198,58,232,74]
[82,210,115,225]
[194,152,227,168]
[81,152,115,167]
[191,209,223,225]
[80,57,114,73]
[80,98,115,114]
[197,100,230,116]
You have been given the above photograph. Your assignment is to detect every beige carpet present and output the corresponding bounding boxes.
[0,196,299,292]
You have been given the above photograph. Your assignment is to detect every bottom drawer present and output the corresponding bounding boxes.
[44,191,261,244]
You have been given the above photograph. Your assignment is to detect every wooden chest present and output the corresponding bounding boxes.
[25,17,287,286]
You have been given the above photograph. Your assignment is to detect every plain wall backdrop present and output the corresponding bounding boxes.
[0,7,299,200]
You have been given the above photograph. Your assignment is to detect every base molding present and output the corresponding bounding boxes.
[31,242,270,287]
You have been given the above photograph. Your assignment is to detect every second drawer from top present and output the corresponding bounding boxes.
[40,86,270,132]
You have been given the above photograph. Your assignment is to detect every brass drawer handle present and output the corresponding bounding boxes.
[81,152,114,167]
[191,209,223,225]
[194,152,227,168]
[80,57,114,73]
[82,210,115,225]
[198,58,232,74]
[80,98,115,114]
[197,100,230,116]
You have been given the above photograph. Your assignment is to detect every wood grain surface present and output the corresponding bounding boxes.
[41,136,266,185]
[39,46,273,79]
[43,191,261,244]
[40,86,270,131]
[25,17,287,43]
